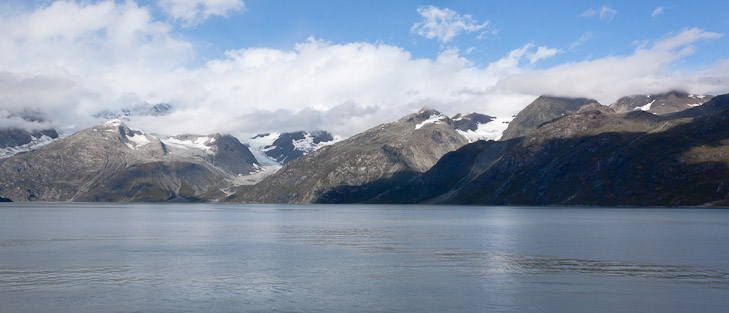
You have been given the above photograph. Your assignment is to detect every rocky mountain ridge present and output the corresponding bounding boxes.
[231,108,474,203]
[2,90,727,206]
[610,90,712,115]
[500,96,599,140]
[0,119,259,202]
[324,94,729,206]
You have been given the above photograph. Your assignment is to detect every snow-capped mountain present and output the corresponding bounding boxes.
[609,91,713,115]
[0,129,59,158]
[234,108,476,203]
[0,119,261,202]
[0,110,61,158]
[92,102,172,120]
[451,112,511,142]
[248,131,339,165]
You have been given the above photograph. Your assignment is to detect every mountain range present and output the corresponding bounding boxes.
[0,119,259,201]
[1,90,727,206]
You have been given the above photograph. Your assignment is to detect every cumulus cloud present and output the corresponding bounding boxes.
[497,27,727,104]
[0,0,192,131]
[411,5,489,43]
[158,0,245,27]
[580,5,618,21]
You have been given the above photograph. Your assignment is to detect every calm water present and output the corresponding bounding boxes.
[0,203,727,312]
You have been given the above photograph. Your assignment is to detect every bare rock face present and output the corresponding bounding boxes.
[500,96,599,140]
[610,91,712,115]
[0,120,258,202]
[451,113,495,132]
[233,109,470,204]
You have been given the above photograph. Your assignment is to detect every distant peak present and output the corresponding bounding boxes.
[416,107,443,116]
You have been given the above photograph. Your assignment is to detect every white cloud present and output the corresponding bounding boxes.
[411,5,489,43]
[0,2,727,141]
[652,6,665,17]
[570,31,594,49]
[497,28,727,104]
[580,5,618,21]
[528,46,561,64]
[158,0,245,27]
[0,1,193,130]
[0,109,57,131]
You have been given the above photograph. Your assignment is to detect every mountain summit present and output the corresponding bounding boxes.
[0,119,259,202]
[609,91,712,115]
[232,108,475,203]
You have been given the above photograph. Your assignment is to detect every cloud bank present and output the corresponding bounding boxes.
[0,1,727,140]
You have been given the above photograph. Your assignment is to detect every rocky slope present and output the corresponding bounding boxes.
[338,94,729,206]
[0,120,259,202]
[610,90,712,115]
[231,109,471,203]
[500,96,599,140]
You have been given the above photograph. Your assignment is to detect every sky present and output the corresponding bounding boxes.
[1,0,728,138]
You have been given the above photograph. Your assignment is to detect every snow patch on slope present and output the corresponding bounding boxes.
[292,132,339,152]
[415,114,446,129]
[161,136,215,154]
[245,133,283,166]
[245,131,340,166]
[635,100,655,111]
[126,132,151,149]
[457,117,512,142]
[0,134,56,158]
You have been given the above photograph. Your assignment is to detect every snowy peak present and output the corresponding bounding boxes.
[248,130,338,165]
[610,90,713,115]
[452,113,511,142]
[92,102,172,120]
[405,109,508,142]
[0,109,60,158]
[409,108,446,129]
[162,134,217,154]
[0,131,58,158]
[87,119,259,174]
